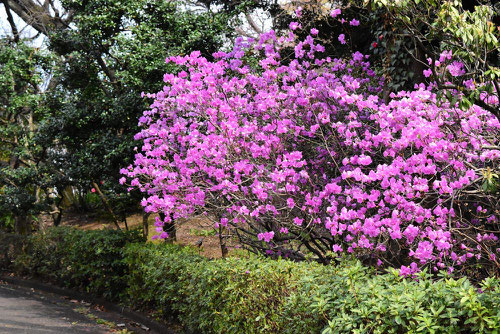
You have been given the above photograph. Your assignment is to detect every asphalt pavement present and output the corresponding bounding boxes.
[0,281,135,333]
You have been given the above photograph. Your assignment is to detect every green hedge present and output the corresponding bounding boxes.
[7,227,500,333]
[0,232,25,268]
[13,227,143,300]
[124,242,324,333]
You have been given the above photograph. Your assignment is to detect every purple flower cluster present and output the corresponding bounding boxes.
[122,26,499,275]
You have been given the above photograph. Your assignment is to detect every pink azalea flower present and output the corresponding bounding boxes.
[338,34,346,44]
[330,9,341,18]
[349,19,360,26]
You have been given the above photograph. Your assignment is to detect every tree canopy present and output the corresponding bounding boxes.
[1,0,262,232]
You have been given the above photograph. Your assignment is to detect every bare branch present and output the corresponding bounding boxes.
[2,0,20,42]
[245,13,262,35]
[95,54,120,89]
[5,0,68,35]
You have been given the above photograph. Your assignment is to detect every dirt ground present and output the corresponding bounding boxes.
[38,211,237,259]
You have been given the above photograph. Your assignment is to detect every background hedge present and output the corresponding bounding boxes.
[11,227,143,300]
[1,227,498,333]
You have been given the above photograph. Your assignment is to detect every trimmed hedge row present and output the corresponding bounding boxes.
[11,227,143,300]
[4,227,500,333]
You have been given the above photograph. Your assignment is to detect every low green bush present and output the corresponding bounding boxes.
[125,243,325,333]
[14,227,143,300]
[10,227,500,333]
[284,261,500,334]
[126,244,500,334]
[0,232,25,269]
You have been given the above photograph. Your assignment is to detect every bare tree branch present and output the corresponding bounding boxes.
[95,54,120,89]
[2,0,20,42]
[5,0,68,35]
[245,12,262,35]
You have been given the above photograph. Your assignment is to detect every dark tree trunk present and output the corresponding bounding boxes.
[50,191,64,226]
[52,211,62,226]
[14,215,31,234]
[158,212,176,242]
[219,225,228,258]
[142,212,150,239]
[409,45,427,86]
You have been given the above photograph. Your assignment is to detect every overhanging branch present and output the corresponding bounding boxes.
[5,0,68,35]
[2,0,20,42]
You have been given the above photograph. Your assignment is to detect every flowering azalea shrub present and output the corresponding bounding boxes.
[121,22,499,276]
